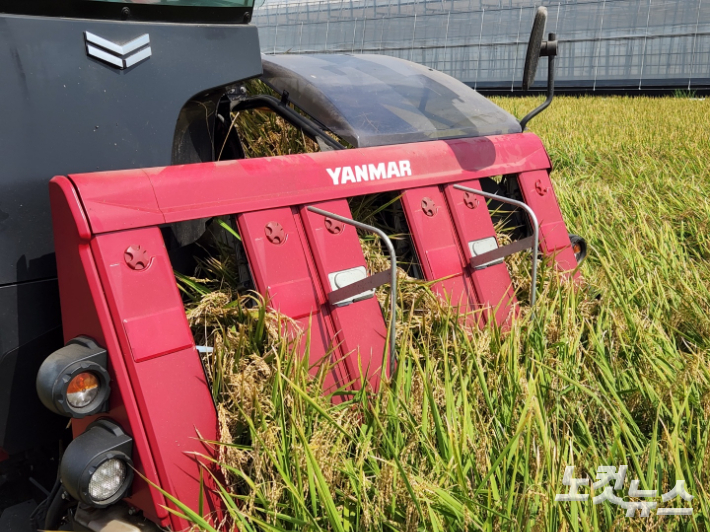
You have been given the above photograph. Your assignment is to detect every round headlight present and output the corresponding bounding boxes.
[88,458,127,501]
[60,420,134,508]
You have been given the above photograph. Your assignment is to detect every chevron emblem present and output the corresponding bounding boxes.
[84,32,152,69]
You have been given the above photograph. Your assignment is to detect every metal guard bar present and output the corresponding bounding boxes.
[470,236,535,269]
[306,206,398,377]
[452,185,540,309]
[327,270,392,305]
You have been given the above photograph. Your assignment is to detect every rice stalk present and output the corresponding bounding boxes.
[176,95,710,531]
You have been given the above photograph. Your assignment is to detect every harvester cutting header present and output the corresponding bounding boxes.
[0,2,583,530]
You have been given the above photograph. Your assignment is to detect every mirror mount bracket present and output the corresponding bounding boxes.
[539,38,558,58]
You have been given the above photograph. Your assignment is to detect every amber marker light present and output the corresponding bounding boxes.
[37,337,111,418]
[67,372,101,409]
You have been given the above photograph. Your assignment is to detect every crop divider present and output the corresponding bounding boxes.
[306,206,398,377]
[453,184,540,309]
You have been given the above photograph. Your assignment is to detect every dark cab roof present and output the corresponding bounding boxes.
[261,54,522,148]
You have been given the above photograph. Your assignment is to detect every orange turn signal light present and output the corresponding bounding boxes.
[67,372,101,409]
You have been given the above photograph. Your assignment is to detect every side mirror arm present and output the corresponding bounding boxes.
[520,33,557,131]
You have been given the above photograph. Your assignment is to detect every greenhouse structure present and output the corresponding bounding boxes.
[253,0,710,91]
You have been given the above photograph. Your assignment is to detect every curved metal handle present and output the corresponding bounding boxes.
[306,206,398,377]
[452,185,540,310]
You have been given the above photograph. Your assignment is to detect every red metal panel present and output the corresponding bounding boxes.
[123,306,194,363]
[443,180,517,326]
[236,208,341,392]
[66,169,165,234]
[129,347,223,523]
[517,170,580,277]
[300,200,388,387]
[69,134,551,234]
[91,228,220,531]
[400,186,481,326]
[49,178,170,527]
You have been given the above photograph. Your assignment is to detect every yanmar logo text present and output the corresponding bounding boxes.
[327,160,411,186]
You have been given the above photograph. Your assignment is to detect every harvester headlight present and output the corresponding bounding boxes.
[37,336,110,418]
[568,234,588,263]
[67,372,101,408]
[60,419,134,507]
[88,458,127,501]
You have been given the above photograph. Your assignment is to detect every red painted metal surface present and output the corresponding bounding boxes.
[444,180,518,326]
[49,178,170,528]
[400,186,481,325]
[517,170,580,278]
[51,131,579,528]
[237,200,388,396]
[237,207,341,392]
[90,228,221,529]
[69,134,551,233]
[400,179,519,327]
[300,200,388,388]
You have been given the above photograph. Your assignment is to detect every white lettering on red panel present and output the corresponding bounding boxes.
[327,160,412,186]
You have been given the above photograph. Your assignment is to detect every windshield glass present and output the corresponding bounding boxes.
[87,0,252,6]
[262,54,521,148]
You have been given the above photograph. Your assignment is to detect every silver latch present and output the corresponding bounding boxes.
[327,266,375,306]
[468,237,504,270]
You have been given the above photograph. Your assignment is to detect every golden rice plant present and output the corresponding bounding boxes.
[175,94,710,531]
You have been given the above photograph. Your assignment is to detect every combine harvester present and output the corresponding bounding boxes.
[0,2,584,530]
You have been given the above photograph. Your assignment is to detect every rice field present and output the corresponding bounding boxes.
[176,95,710,531]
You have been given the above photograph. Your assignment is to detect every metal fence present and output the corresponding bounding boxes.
[252,0,710,91]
